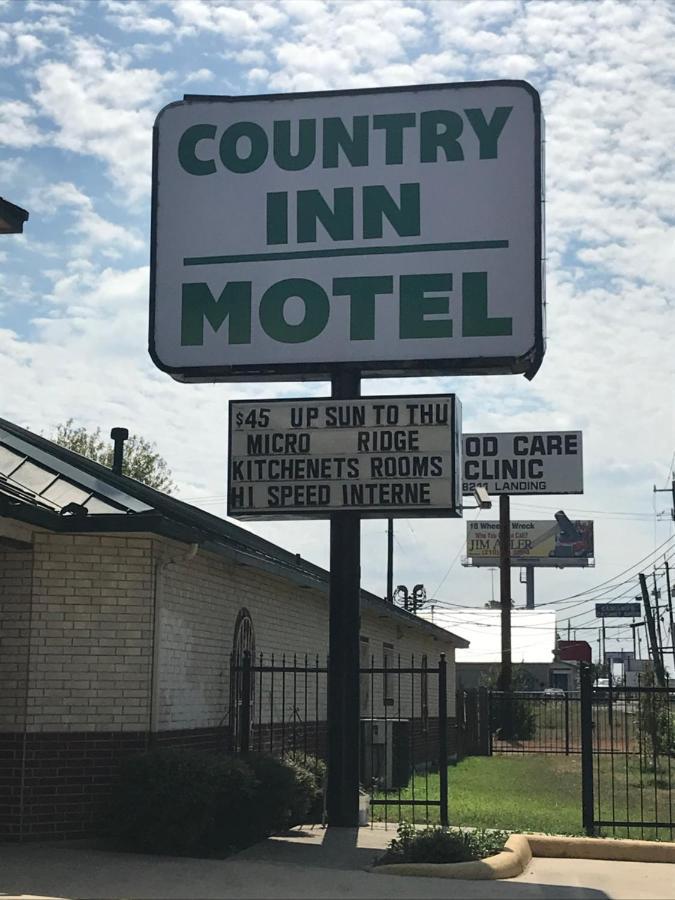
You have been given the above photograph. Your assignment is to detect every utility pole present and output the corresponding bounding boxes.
[665,560,675,671]
[653,479,675,522]
[640,572,666,687]
[567,621,571,641]
[652,570,664,659]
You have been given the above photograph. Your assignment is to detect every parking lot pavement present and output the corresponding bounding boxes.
[0,827,671,900]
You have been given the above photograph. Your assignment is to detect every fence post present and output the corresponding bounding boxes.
[240,650,252,756]
[580,662,594,835]
[488,691,493,755]
[455,689,464,760]
[565,693,570,756]
[438,653,449,827]
[478,688,490,756]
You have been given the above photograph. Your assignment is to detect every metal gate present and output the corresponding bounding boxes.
[230,650,451,825]
[581,663,674,839]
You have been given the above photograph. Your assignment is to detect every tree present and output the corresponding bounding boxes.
[484,599,515,609]
[50,419,175,494]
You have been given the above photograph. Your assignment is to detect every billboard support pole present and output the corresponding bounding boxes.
[498,494,512,694]
[327,369,361,827]
[525,566,535,609]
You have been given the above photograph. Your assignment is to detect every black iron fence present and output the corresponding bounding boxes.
[229,655,674,838]
[230,650,452,826]
[490,690,582,755]
[580,665,675,839]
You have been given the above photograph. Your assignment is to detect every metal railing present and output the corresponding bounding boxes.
[489,690,582,755]
[230,650,451,826]
[581,664,675,839]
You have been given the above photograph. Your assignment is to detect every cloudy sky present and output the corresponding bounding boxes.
[1,0,673,660]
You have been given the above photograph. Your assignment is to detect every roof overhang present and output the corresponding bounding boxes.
[0,197,29,234]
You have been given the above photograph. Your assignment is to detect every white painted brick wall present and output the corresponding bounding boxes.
[25,533,154,732]
[155,536,456,731]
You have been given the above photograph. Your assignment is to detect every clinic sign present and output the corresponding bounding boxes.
[227,395,461,519]
[149,81,543,382]
[463,431,583,495]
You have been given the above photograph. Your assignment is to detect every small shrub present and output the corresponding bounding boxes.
[491,695,536,742]
[246,753,318,833]
[108,748,258,856]
[375,821,509,866]
[285,753,326,821]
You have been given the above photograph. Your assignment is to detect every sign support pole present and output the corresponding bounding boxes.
[327,369,361,827]
[498,494,512,694]
[525,566,535,609]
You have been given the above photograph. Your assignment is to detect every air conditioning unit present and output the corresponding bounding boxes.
[360,719,411,790]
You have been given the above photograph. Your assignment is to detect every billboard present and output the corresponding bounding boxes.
[462,431,582,495]
[595,603,641,619]
[465,513,594,567]
[228,394,461,519]
[150,81,543,382]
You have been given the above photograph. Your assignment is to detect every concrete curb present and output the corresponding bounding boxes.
[371,833,532,880]
[370,833,675,880]
[527,834,675,864]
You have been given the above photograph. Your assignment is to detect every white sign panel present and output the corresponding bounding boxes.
[465,517,594,568]
[150,81,543,382]
[228,395,461,519]
[462,431,583,495]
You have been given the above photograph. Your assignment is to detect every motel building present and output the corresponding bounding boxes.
[0,416,468,841]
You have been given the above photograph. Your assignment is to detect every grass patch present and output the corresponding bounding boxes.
[372,756,583,835]
[372,755,674,841]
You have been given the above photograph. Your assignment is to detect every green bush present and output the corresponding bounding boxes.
[376,821,509,866]
[108,748,258,856]
[491,695,536,742]
[107,748,325,856]
[284,753,326,821]
[245,753,320,833]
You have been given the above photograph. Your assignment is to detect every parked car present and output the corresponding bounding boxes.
[544,687,566,697]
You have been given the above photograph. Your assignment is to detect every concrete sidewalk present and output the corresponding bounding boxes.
[0,826,673,899]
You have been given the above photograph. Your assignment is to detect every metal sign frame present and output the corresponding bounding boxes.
[595,603,642,619]
[227,392,462,520]
[149,80,544,383]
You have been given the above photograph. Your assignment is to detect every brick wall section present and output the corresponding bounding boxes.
[0,548,33,730]
[27,533,154,732]
[0,733,24,839]
[18,731,147,840]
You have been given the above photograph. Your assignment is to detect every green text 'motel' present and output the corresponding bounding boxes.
[180,272,512,347]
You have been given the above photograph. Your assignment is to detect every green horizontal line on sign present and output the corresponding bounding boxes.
[183,240,509,266]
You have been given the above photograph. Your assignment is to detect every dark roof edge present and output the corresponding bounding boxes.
[0,416,339,578]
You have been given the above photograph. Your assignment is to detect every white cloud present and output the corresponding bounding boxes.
[31,37,169,201]
[104,0,174,35]
[0,100,42,147]
[27,181,144,258]
[184,67,215,84]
